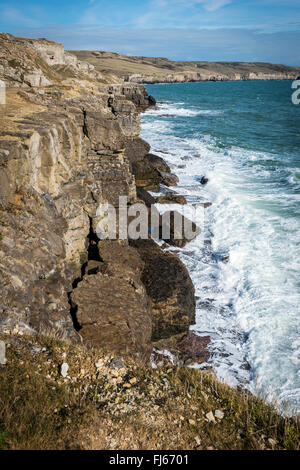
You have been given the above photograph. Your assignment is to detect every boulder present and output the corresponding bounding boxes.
[136,186,156,207]
[124,138,151,166]
[130,239,195,341]
[148,95,156,107]
[159,210,201,248]
[145,154,171,174]
[199,176,209,185]
[132,158,162,191]
[156,193,187,205]
[132,154,178,190]
[160,172,179,187]
[70,241,152,362]
[177,332,210,364]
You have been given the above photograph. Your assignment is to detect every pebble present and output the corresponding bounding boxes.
[215,410,224,420]
[206,411,216,423]
[0,341,6,365]
[60,362,69,378]
[268,438,277,447]
[107,358,125,369]
[129,377,137,384]
[194,436,201,446]
[95,359,104,369]
[189,419,196,425]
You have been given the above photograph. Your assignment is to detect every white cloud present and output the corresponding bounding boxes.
[1,7,40,27]
[199,0,232,12]
[170,0,233,11]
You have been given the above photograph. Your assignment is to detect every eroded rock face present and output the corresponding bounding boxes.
[0,35,153,342]
[130,240,196,341]
[0,33,197,361]
[70,241,152,362]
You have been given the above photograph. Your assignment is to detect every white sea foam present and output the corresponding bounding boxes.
[141,104,300,414]
[146,102,222,117]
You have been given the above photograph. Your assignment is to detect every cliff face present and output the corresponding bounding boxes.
[71,50,300,83]
[0,34,195,363]
[126,70,299,84]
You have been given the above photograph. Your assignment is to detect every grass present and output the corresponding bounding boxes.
[69,50,300,80]
[0,333,299,450]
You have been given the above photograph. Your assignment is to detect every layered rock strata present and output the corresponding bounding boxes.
[0,34,197,363]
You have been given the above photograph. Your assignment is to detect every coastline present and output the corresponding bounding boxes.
[128,76,300,85]
[0,33,299,450]
[140,80,300,414]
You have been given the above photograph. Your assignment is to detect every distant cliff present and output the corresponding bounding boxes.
[71,50,300,83]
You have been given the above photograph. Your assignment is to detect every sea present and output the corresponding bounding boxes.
[141,80,300,414]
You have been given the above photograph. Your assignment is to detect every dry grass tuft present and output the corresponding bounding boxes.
[0,333,299,450]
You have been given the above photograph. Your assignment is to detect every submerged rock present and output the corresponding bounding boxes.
[199,176,209,185]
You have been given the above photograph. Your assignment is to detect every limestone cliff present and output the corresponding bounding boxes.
[0,34,196,363]
[71,50,300,83]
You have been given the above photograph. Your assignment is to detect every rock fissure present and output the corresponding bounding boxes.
[0,33,198,365]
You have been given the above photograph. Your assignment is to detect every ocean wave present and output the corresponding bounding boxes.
[146,103,222,117]
[141,106,300,414]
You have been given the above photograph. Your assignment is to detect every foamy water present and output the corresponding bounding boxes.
[141,81,300,414]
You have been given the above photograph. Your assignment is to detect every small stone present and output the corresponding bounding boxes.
[0,341,6,365]
[206,411,216,423]
[123,383,131,388]
[179,416,185,421]
[107,358,125,369]
[60,362,69,378]
[268,438,277,447]
[201,391,209,401]
[189,419,196,426]
[215,410,224,420]
[194,436,201,446]
[95,359,103,369]
[129,377,137,384]
[200,176,209,185]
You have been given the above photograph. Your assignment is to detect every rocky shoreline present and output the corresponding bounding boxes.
[71,49,300,84]
[0,33,206,367]
[1,34,300,451]
[126,72,300,84]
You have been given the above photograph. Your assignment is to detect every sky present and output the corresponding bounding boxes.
[0,0,300,65]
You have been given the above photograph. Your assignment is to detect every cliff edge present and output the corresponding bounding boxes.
[0,33,195,363]
[71,50,300,83]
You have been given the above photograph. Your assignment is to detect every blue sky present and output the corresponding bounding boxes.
[1,0,300,64]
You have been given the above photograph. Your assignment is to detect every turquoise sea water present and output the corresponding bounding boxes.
[141,80,300,413]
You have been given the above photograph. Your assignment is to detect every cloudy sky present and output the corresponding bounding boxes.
[0,0,300,64]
